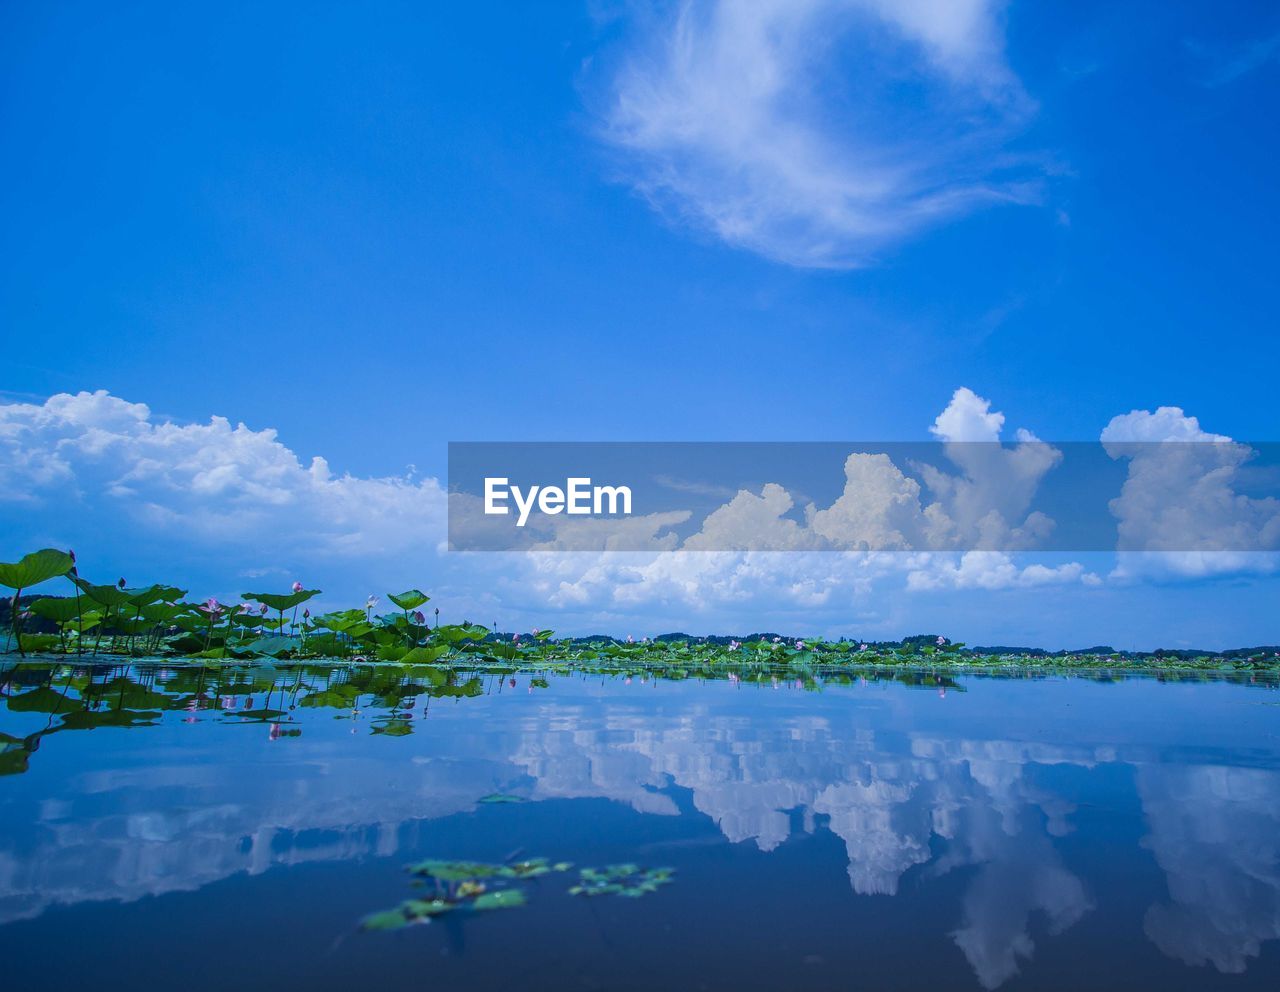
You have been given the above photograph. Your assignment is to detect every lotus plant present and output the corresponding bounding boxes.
[0,549,75,657]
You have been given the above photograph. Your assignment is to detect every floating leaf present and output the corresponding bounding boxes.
[403,898,454,918]
[408,859,507,882]
[361,909,410,931]
[505,858,572,878]
[478,793,526,804]
[472,889,526,912]
[571,864,674,898]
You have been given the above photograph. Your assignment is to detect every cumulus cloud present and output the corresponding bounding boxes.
[0,389,447,567]
[1102,406,1280,579]
[597,0,1041,267]
[906,551,1100,591]
[0,388,1272,639]
[690,387,1068,554]
[1138,764,1280,973]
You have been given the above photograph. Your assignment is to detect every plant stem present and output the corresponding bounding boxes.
[11,589,24,658]
[64,573,86,657]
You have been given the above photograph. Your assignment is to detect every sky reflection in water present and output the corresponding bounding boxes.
[1,665,1278,991]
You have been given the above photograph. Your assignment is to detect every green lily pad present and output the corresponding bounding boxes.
[407,859,507,882]
[571,864,675,898]
[361,909,411,931]
[505,858,572,878]
[472,889,526,911]
[403,898,455,918]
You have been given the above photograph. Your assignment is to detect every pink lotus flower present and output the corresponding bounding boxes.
[532,627,541,636]
[366,596,378,611]
[772,636,781,643]
[200,597,223,616]
[728,640,740,651]
[512,633,520,643]
[859,644,868,651]
[413,610,425,624]
[795,640,806,650]
[259,603,268,615]
[627,634,634,643]
[936,635,947,646]
[292,581,303,593]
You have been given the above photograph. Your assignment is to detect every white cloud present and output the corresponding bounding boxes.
[597,0,1040,267]
[930,385,1006,442]
[1138,764,1280,974]
[0,388,1273,643]
[906,551,1100,591]
[683,482,827,551]
[1102,406,1280,579]
[0,390,447,565]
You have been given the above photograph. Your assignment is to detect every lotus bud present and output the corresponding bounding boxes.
[413,610,425,624]
[118,577,126,589]
[292,581,303,593]
[259,603,268,615]
[303,608,311,618]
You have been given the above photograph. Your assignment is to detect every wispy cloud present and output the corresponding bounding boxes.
[596,0,1042,268]
[1186,31,1280,88]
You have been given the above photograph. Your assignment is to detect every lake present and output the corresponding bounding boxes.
[1,663,1278,990]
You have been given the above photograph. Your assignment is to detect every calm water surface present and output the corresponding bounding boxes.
[1,664,1278,990]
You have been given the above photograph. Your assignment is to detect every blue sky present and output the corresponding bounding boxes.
[2,1,1278,648]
